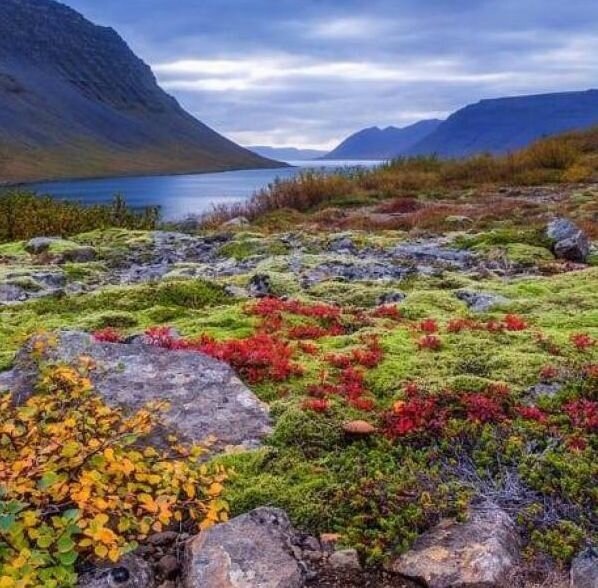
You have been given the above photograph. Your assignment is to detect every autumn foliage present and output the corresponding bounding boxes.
[0,364,228,587]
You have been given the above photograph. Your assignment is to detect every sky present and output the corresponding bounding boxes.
[63,0,598,150]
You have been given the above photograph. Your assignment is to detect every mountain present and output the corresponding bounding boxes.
[407,90,598,157]
[323,120,442,160]
[0,0,281,184]
[248,146,328,161]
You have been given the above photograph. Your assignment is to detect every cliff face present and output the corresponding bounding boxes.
[0,0,280,183]
[407,90,598,157]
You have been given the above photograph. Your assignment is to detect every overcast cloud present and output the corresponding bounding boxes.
[63,0,598,149]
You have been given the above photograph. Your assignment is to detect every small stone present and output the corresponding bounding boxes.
[342,420,377,436]
[60,245,97,263]
[248,273,273,297]
[147,531,180,546]
[157,554,180,580]
[376,291,407,305]
[455,290,508,313]
[570,547,598,588]
[546,218,590,262]
[329,549,361,571]
[328,235,356,253]
[221,216,250,228]
[76,555,154,588]
[320,533,341,553]
[300,535,322,552]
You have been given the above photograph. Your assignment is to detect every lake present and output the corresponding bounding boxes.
[25,160,382,221]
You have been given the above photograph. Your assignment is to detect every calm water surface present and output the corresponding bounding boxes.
[26,160,382,221]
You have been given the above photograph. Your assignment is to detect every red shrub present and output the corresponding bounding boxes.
[371,305,402,320]
[144,326,180,349]
[540,364,559,380]
[188,333,303,384]
[386,396,440,437]
[298,341,319,355]
[376,196,423,214]
[92,328,123,343]
[350,397,376,411]
[287,325,329,340]
[303,398,330,413]
[326,353,353,369]
[485,382,511,397]
[504,314,528,331]
[570,333,594,351]
[419,319,438,333]
[566,435,588,451]
[564,399,598,430]
[446,318,479,333]
[463,394,505,423]
[517,405,547,423]
[418,334,442,351]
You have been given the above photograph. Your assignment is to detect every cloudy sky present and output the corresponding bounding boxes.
[64,0,598,150]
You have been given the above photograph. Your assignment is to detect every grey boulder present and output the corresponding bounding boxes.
[546,218,590,262]
[24,236,62,254]
[570,548,598,588]
[0,331,271,451]
[77,555,154,588]
[388,502,520,588]
[455,290,508,313]
[183,507,305,588]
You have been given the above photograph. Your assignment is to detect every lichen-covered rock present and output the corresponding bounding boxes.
[328,549,361,571]
[546,218,590,262]
[377,291,407,305]
[0,331,271,451]
[248,273,274,297]
[455,290,508,312]
[183,507,305,588]
[388,503,520,588]
[570,548,598,588]
[77,555,154,588]
[24,236,62,254]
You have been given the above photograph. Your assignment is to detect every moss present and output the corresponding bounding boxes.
[153,279,230,309]
[82,311,139,330]
[218,239,262,261]
[269,409,344,456]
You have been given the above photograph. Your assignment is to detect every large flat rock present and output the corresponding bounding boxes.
[388,503,520,588]
[0,331,271,451]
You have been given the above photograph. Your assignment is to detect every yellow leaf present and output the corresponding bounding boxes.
[94,544,108,559]
[208,482,223,496]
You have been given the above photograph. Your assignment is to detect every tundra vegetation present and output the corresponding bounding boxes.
[0,127,597,586]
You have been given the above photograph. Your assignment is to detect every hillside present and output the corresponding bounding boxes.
[323,119,442,160]
[408,89,598,157]
[0,0,280,184]
[248,146,327,161]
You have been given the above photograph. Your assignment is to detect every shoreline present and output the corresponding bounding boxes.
[0,160,293,189]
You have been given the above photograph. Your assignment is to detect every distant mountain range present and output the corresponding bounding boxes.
[325,90,598,160]
[0,0,280,184]
[248,146,327,161]
[323,120,442,160]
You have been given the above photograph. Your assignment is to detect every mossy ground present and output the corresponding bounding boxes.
[1,212,596,570]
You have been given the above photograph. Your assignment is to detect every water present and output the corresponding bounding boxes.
[25,160,382,221]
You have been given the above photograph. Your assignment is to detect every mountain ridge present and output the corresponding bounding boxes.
[323,119,442,160]
[0,0,281,184]
[407,89,598,157]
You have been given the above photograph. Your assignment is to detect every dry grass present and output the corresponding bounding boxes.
[199,127,598,228]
